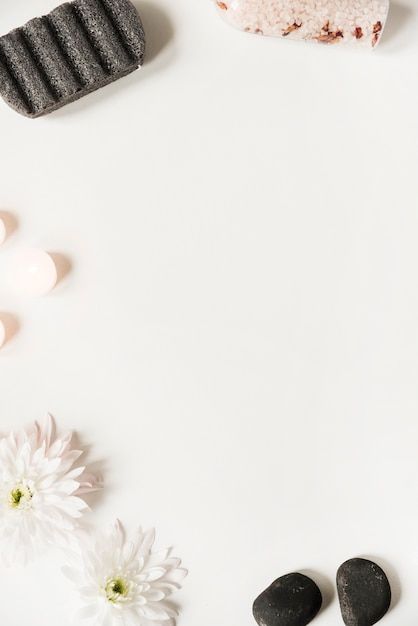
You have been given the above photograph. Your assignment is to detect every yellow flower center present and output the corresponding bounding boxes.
[105,577,130,603]
[8,483,33,509]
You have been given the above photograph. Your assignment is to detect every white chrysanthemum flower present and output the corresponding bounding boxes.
[0,414,98,564]
[63,519,187,626]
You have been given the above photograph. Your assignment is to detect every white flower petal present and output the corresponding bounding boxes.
[140,567,167,582]
[141,603,172,621]
[0,416,99,564]
[164,568,188,584]
[144,589,166,602]
[64,520,186,625]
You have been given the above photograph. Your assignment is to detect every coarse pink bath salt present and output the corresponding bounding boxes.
[215,0,390,48]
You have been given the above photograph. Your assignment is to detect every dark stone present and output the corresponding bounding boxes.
[253,573,323,626]
[337,558,391,626]
[0,0,145,118]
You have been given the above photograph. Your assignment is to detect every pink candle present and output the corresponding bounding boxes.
[0,319,5,348]
[11,248,57,297]
[0,217,6,245]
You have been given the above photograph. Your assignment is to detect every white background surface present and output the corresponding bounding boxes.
[1,0,418,624]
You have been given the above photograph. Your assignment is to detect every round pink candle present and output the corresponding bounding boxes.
[11,248,57,296]
[0,319,5,348]
[0,217,6,245]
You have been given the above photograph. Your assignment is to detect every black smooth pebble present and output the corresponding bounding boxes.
[253,572,323,626]
[337,558,391,626]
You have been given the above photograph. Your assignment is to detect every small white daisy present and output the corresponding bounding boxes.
[0,414,98,564]
[63,519,187,626]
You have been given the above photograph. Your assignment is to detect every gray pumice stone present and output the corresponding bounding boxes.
[253,573,322,626]
[337,558,391,626]
[0,0,145,118]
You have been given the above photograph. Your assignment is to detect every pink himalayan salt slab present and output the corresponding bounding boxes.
[215,0,390,48]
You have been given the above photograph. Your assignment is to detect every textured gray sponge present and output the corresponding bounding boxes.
[0,0,145,118]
